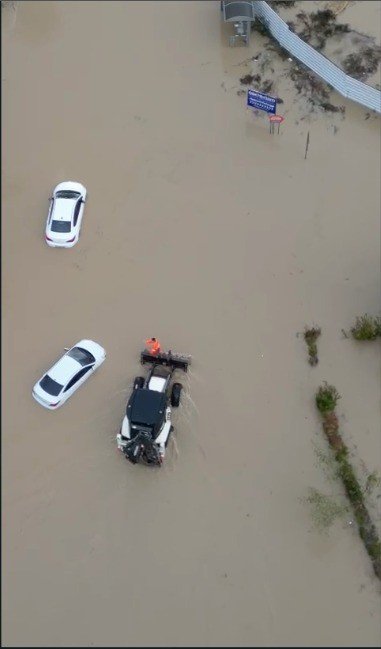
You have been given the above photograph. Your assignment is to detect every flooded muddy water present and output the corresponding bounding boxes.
[2,1,381,646]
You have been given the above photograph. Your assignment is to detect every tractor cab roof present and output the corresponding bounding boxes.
[127,388,167,430]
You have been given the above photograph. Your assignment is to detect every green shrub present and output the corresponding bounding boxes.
[350,314,380,340]
[316,382,341,413]
[304,326,321,366]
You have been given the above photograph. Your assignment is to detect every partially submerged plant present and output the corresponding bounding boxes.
[251,20,270,37]
[261,79,274,94]
[304,326,321,366]
[342,47,381,81]
[315,383,381,580]
[303,488,349,531]
[269,0,296,7]
[313,444,339,482]
[350,314,381,341]
[239,73,260,85]
[316,383,340,414]
[239,72,274,96]
[365,471,381,495]
[295,8,350,50]
[290,63,331,105]
[320,102,345,113]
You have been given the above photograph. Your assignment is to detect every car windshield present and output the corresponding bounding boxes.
[51,220,71,233]
[55,190,81,199]
[67,346,95,366]
[39,374,63,396]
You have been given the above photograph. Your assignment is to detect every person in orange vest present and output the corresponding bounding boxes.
[145,337,161,356]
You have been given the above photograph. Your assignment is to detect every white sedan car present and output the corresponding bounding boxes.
[45,181,87,247]
[32,340,106,410]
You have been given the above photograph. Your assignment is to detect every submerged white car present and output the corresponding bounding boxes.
[32,340,106,410]
[45,181,87,247]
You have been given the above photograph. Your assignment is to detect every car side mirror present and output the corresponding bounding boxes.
[64,347,69,352]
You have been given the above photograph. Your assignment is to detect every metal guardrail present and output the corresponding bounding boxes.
[249,1,381,113]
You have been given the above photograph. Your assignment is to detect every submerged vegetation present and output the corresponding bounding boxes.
[303,488,349,532]
[239,72,274,95]
[315,382,340,413]
[268,0,296,7]
[315,383,381,580]
[342,47,381,82]
[348,314,381,341]
[303,326,321,366]
[295,9,350,51]
[365,471,381,495]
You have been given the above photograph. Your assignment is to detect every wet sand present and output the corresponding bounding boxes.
[2,1,381,646]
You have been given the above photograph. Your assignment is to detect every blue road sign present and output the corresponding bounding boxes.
[247,89,277,114]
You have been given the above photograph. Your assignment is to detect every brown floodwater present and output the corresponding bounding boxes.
[2,1,381,646]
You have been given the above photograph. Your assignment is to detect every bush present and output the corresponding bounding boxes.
[350,314,381,340]
[304,326,321,365]
[316,382,341,413]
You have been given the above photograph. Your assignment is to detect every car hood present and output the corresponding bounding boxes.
[54,181,86,196]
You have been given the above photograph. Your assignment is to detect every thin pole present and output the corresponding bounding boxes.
[304,131,310,159]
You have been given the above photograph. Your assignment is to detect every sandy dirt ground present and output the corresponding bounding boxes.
[2,1,381,646]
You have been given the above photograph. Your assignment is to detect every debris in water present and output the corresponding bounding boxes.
[295,9,350,50]
[261,79,274,93]
[239,73,260,85]
[290,63,335,111]
[268,0,296,7]
[342,47,381,81]
[320,102,345,113]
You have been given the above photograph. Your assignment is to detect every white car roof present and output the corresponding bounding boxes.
[49,355,81,383]
[53,198,75,221]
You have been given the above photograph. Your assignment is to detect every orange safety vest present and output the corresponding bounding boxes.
[145,338,161,355]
